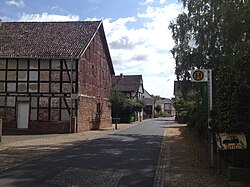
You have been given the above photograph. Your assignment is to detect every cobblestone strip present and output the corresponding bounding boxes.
[152,128,169,187]
[46,167,123,187]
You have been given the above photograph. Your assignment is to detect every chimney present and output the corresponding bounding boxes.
[120,73,124,79]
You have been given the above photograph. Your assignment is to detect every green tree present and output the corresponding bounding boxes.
[110,90,146,124]
[109,90,125,129]
[155,104,162,114]
[134,99,146,113]
[170,0,250,133]
[174,90,208,136]
[121,98,146,122]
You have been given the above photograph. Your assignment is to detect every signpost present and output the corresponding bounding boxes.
[191,69,208,82]
[191,69,214,167]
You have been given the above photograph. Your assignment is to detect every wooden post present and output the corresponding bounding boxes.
[115,112,118,130]
[71,116,77,133]
[0,119,2,143]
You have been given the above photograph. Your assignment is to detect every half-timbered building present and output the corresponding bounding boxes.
[112,74,144,99]
[0,21,114,133]
[112,74,144,122]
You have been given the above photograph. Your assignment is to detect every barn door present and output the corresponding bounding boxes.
[17,103,29,129]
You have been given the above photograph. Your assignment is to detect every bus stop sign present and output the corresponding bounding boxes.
[191,69,208,82]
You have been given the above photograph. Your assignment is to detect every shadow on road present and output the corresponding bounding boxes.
[3,128,49,136]
[0,131,164,187]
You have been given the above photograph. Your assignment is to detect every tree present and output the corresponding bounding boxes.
[109,90,146,125]
[109,90,125,129]
[134,99,146,113]
[155,105,162,114]
[174,90,208,136]
[169,0,250,133]
[121,98,146,122]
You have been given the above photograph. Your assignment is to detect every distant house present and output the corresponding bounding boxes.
[142,90,154,118]
[155,98,175,117]
[0,21,115,133]
[112,74,144,121]
[112,74,144,99]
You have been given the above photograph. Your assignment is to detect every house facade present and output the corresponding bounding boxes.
[112,74,144,99]
[142,89,154,118]
[0,21,114,133]
[155,98,175,117]
[112,74,144,121]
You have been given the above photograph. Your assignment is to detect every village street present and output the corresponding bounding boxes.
[0,118,229,187]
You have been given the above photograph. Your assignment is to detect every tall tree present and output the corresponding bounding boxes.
[170,0,250,133]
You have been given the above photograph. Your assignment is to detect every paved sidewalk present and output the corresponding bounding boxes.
[0,123,137,172]
[154,125,230,187]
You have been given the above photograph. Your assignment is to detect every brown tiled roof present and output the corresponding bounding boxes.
[0,21,101,59]
[112,75,143,92]
[156,98,172,105]
[144,98,154,105]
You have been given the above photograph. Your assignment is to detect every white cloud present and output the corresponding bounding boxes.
[159,0,167,4]
[0,16,11,21]
[18,12,79,22]
[103,3,182,98]
[5,0,25,8]
[13,2,182,98]
[139,0,155,5]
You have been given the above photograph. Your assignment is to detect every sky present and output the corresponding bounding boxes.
[0,0,184,98]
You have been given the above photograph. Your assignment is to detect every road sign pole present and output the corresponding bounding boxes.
[208,69,212,111]
[191,69,214,167]
[208,69,214,167]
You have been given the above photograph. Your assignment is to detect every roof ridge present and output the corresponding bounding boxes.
[0,21,102,59]
[2,20,102,23]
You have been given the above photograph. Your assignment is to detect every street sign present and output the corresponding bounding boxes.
[191,69,208,82]
[216,133,247,150]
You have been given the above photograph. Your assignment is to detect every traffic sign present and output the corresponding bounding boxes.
[191,69,208,82]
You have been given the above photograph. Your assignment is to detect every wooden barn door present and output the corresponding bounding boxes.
[17,103,29,129]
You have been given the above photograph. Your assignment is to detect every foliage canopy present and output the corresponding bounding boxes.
[170,0,250,133]
[109,90,146,123]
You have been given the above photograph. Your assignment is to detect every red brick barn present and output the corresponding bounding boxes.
[0,21,114,133]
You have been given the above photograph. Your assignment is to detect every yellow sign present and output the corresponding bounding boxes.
[216,133,247,150]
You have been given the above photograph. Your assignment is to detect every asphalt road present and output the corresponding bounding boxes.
[0,118,172,187]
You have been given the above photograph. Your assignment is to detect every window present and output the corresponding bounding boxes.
[92,64,94,75]
[97,103,101,114]
[164,103,171,110]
